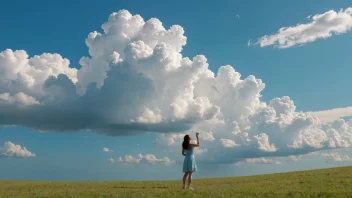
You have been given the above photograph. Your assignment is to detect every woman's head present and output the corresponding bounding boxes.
[182,135,191,150]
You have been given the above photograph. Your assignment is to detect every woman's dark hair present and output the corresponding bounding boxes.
[182,135,190,150]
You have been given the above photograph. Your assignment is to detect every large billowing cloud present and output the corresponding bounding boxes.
[0,10,218,135]
[1,10,352,163]
[250,7,352,48]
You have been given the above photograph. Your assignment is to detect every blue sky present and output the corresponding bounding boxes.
[0,0,352,180]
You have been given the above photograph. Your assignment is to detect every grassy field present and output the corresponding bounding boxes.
[1,166,352,198]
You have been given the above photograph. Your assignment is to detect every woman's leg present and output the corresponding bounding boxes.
[187,172,193,189]
[182,172,189,189]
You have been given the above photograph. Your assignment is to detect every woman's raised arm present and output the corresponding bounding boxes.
[192,132,200,147]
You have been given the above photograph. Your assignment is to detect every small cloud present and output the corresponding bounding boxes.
[320,152,352,162]
[235,157,281,166]
[220,138,238,148]
[118,153,175,166]
[155,133,185,147]
[288,155,302,161]
[0,141,36,158]
[194,148,208,156]
[251,7,352,48]
[247,40,253,46]
[108,158,115,163]
[201,131,215,142]
[103,147,113,152]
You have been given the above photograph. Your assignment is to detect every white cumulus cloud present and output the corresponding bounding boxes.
[118,153,175,166]
[252,7,352,48]
[0,141,36,157]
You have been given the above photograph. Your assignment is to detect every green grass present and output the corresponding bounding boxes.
[1,166,352,198]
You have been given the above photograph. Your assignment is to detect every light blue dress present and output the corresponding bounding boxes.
[183,148,197,173]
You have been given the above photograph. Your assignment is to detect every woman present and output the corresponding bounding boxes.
[181,132,200,190]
